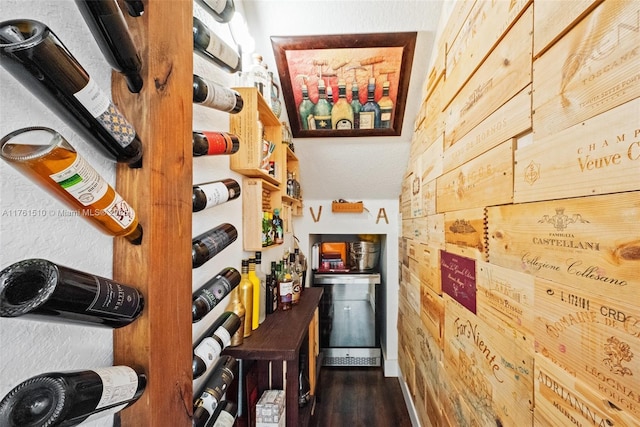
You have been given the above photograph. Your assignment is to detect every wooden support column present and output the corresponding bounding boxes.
[112,0,193,425]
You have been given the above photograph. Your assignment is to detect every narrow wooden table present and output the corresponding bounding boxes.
[223,287,323,426]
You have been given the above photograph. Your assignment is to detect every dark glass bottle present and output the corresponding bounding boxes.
[193,74,244,114]
[350,81,362,129]
[0,366,146,427]
[268,261,279,314]
[360,77,381,129]
[0,19,143,167]
[298,354,311,407]
[192,17,241,73]
[298,83,315,130]
[192,223,238,268]
[205,400,237,427]
[193,131,240,156]
[0,258,144,328]
[193,356,237,427]
[74,0,143,93]
[193,311,241,379]
[193,179,241,212]
[192,267,241,322]
[195,0,236,23]
[312,80,332,130]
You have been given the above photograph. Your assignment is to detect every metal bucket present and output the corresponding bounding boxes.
[348,241,380,271]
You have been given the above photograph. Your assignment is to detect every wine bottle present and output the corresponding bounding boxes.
[193,179,241,212]
[312,80,332,130]
[0,366,146,427]
[205,400,237,427]
[225,286,245,347]
[0,19,143,167]
[350,81,362,129]
[360,77,381,129]
[247,258,260,330]
[195,0,236,23]
[192,17,241,73]
[193,312,241,379]
[378,80,394,128]
[193,74,244,114]
[278,260,292,311]
[0,258,144,328]
[298,82,315,130]
[193,131,240,156]
[331,80,354,129]
[254,252,266,323]
[192,223,238,268]
[75,0,143,93]
[192,267,241,322]
[0,127,143,244]
[290,252,301,305]
[193,356,237,427]
[238,259,253,338]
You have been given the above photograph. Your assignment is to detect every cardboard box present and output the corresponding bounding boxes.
[255,389,285,427]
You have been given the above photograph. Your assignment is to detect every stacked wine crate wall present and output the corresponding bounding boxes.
[398,1,639,426]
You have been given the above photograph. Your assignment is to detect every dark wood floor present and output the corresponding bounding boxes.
[310,366,412,427]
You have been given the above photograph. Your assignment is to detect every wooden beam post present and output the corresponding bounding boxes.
[112,0,193,425]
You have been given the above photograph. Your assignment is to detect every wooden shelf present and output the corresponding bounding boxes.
[242,177,282,251]
[230,87,283,186]
[223,288,323,427]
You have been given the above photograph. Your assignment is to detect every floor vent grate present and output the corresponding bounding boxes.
[323,356,381,367]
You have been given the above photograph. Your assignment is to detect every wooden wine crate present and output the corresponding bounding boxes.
[419,133,444,186]
[414,326,442,427]
[420,73,446,145]
[418,243,442,295]
[410,166,424,219]
[514,98,640,203]
[444,6,532,148]
[534,276,640,419]
[444,295,534,427]
[533,0,600,57]
[421,282,445,347]
[421,178,437,216]
[534,354,639,427]
[242,178,281,251]
[436,139,514,213]
[532,0,640,140]
[444,0,531,110]
[443,84,531,174]
[438,359,488,427]
[475,261,535,351]
[331,201,363,213]
[487,191,640,303]
[401,174,412,219]
[426,214,445,249]
[444,207,487,261]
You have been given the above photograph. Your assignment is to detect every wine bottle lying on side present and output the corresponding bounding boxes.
[0,258,144,328]
[0,366,147,427]
[193,356,237,427]
[192,223,238,268]
[0,19,143,167]
[193,311,241,378]
[0,127,143,244]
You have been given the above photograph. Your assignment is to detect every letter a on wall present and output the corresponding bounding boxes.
[376,208,388,224]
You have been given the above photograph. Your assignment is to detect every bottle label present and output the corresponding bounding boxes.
[198,391,219,416]
[93,366,139,409]
[202,0,227,13]
[200,182,231,209]
[194,337,223,370]
[212,411,236,427]
[214,327,232,348]
[203,132,235,155]
[203,83,238,113]
[50,155,108,206]
[88,278,142,318]
[82,403,128,423]
[335,118,353,129]
[103,193,136,229]
[380,109,392,123]
[313,115,332,129]
[205,34,239,70]
[279,280,293,302]
[359,112,375,129]
[74,78,135,148]
[201,229,233,255]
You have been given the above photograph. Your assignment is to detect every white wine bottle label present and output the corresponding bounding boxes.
[194,337,223,370]
[199,391,219,416]
[103,193,136,229]
[50,155,108,206]
[202,0,227,13]
[380,109,392,123]
[88,279,142,318]
[279,280,293,302]
[212,411,236,427]
[359,111,375,129]
[203,83,238,112]
[335,118,353,129]
[205,34,239,69]
[214,327,232,348]
[74,78,135,148]
[93,366,139,409]
[200,182,231,209]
